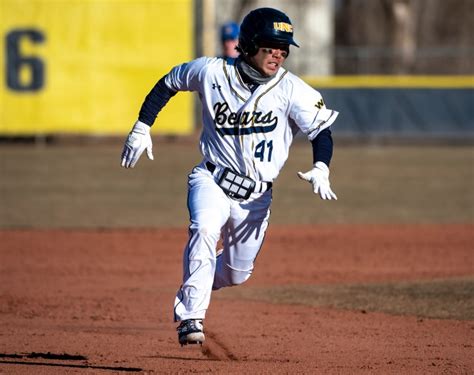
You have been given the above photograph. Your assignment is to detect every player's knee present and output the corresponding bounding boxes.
[190,223,220,240]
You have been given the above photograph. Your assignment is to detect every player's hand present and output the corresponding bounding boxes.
[121,120,154,168]
[297,161,337,200]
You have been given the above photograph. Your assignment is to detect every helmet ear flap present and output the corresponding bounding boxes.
[248,39,259,56]
[237,36,259,57]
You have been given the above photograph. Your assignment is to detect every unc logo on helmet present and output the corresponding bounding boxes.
[273,22,293,33]
[238,7,299,56]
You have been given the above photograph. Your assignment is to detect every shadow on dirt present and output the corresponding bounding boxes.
[0,352,142,372]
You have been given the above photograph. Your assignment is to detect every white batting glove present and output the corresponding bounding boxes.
[121,120,154,168]
[297,161,338,200]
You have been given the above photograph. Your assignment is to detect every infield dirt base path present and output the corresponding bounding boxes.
[1,224,473,374]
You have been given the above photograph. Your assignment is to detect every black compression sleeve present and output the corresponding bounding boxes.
[311,128,333,166]
[138,76,177,126]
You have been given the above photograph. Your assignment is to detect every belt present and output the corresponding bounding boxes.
[206,162,273,195]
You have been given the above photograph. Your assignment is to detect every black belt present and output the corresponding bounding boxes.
[206,162,272,197]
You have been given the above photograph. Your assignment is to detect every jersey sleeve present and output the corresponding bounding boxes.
[164,56,213,92]
[288,77,339,141]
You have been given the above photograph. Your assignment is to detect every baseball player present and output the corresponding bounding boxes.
[121,7,338,346]
[219,21,240,63]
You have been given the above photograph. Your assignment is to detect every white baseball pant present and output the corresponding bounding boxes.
[173,161,272,321]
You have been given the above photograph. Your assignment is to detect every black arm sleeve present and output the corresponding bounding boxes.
[138,76,177,126]
[311,127,333,166]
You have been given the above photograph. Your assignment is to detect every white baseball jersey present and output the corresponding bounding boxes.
[165,57,338,182]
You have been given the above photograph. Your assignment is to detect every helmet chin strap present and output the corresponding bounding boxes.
[236,57,276,84]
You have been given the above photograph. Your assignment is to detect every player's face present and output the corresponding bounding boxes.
[249,43,289,76]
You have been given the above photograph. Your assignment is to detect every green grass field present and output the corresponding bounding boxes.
[218,277,474,320]
[0,140,472,228]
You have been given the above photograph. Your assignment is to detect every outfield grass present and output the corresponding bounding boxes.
[0,141,472,228]
[216,277,474,320]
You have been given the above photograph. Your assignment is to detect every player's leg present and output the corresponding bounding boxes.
[212,190,272,290]
[174,166,231,343]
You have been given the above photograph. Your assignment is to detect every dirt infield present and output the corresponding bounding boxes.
[1,224,473,374]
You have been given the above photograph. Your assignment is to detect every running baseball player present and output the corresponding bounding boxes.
[121,7,338,346]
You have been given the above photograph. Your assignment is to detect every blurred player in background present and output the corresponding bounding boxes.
[219,21,239,63]
[121,7,338,346]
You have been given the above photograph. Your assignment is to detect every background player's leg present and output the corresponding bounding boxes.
[174,167,230,321]
[213,191,272,290]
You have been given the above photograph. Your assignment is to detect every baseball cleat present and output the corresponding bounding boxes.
[177,319,205,346]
